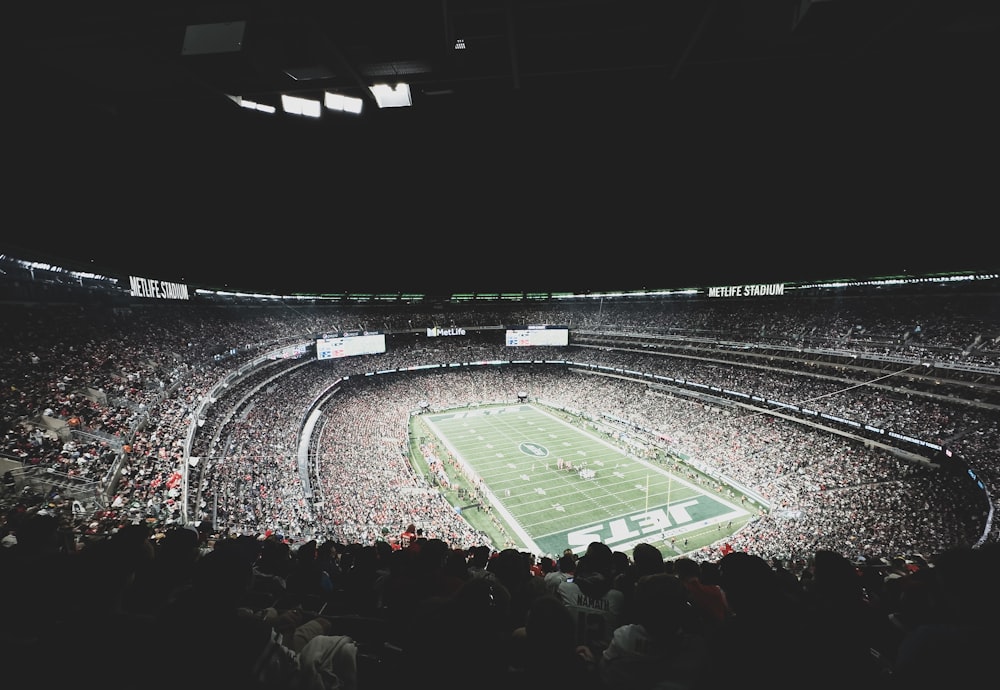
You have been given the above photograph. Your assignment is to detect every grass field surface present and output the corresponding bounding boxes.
[420,403,750,558]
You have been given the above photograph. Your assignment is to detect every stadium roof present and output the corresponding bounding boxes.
[5,0,998,296]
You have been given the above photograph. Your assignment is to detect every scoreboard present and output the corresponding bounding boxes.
[505,326,569,347]
[316,332,386,360]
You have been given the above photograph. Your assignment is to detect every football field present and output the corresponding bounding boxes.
[422,403,750,557]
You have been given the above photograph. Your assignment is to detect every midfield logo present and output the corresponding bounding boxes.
[519,442,549,457]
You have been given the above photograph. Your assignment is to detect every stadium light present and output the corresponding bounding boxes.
[369,83,412,108]
[281,94,322,118]
[229,95,276,114]
[325,92,364,114]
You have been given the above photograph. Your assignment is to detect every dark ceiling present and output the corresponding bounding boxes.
[5,0,998,296]
[9,0,999,128]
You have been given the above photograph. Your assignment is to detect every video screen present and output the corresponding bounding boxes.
[316,333,386,359]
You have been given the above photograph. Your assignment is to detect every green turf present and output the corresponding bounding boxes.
[412,403,752,559]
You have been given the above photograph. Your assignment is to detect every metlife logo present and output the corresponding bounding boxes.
[426,327,467,337]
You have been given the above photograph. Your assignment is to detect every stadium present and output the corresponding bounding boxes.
[1,252,997,689]
[3,1,999,687]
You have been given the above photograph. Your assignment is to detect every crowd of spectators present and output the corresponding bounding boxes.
[2,509,995,690]
[2,285,997,548]
[1,275,998,688]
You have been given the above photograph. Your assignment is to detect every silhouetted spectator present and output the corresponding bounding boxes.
[674,556,731,631]
[509,593,603,690]
[600,572,709,690]
[889,544,1000,689]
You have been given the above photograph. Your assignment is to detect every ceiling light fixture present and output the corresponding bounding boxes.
[325,92,364,114]
[231,96,276,114]
[369,83,412,108]
[281,94,322,118]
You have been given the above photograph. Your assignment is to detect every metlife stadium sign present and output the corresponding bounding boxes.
[129,276,190,300]
[707,283,785,298]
